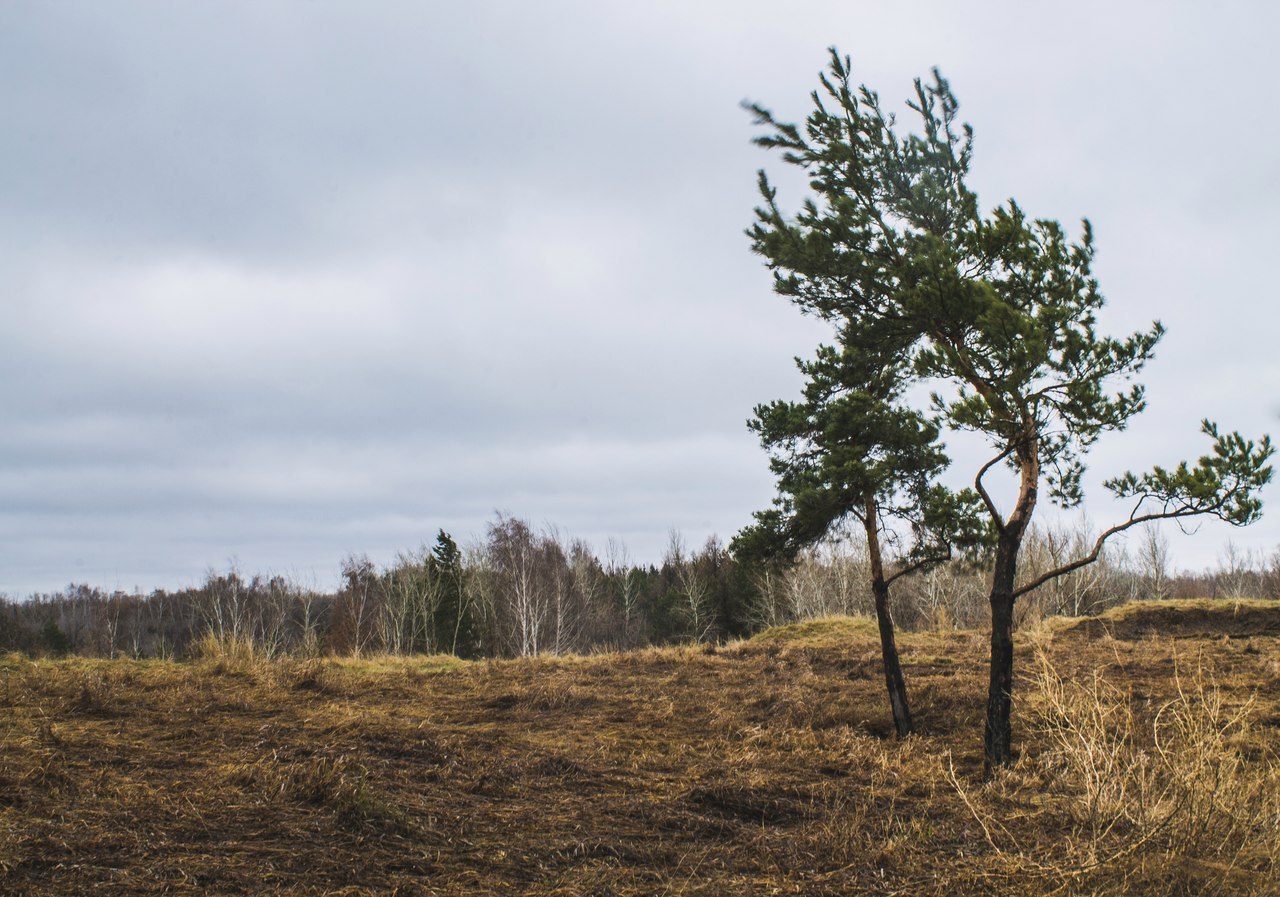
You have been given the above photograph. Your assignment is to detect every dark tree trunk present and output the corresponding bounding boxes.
[872,576,913,738]
[863,494,913,738]
[984,534,1019,769]
[982,439,1038,770]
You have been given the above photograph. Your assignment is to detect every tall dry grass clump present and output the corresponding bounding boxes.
[1022,646,1280,893]
[190,631,266,666]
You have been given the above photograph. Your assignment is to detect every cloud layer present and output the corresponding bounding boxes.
[2,1,1277,594]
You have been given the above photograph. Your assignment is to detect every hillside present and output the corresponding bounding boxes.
[1052,598,1280,640]
[2,601,1278,895]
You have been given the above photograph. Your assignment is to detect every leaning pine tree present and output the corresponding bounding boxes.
[733,337,989,738]
[745,49,1274,767]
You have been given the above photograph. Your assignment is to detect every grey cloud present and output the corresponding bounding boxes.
[0,2,760,263]
[1,1,1277,594]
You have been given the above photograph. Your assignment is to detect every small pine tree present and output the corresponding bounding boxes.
[430,530,474,657]
[38,618,72,657]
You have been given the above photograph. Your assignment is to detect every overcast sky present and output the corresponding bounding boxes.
[2,1,1277,596]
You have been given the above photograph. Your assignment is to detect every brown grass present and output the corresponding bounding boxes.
[1,602,1278,895]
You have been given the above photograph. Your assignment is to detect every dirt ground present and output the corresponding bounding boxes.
[3,602,1278,896]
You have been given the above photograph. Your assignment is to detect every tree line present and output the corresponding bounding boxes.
[0,516,745,660]
[4,514,1276,661]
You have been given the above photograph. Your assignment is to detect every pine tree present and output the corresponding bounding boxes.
[430,530,472,657]
[734,279,989,738]
[745,49,1273,766]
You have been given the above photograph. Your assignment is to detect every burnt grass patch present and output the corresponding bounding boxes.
[2,602,1279,895]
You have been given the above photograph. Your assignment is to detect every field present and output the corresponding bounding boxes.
[2,601,1279,896]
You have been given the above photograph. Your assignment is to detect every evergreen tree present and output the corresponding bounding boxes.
[430,530,473,657]
[746,49,1273,766]
[733,330,988,737]
[38,617,72,656]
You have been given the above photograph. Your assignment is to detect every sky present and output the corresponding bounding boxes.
[2,1,1278,597]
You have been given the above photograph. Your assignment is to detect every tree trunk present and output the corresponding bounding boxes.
[864,494,913,738]
[984,534,1019,768]
[872,576,913,738]
[983,439,1039,770]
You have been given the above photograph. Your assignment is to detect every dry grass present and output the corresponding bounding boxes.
[1047,598,1280,640]
[1,603,1278,895]
[954,638,1280,895]
[748,614,881,649]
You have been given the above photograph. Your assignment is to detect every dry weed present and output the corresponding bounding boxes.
[228,752,418,838]
[949,646,1280,894]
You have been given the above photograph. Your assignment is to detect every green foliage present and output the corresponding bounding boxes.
[430,530,475,657]
[1105,421,1274,527]
[38,619,72,657]
[0,604,17,653]
[735,51,996,574]
[746,49,1172,514]
[737,375,944,548]
[744,46,1271,543]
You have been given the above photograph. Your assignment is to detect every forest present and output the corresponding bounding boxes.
[4,514,1277,662]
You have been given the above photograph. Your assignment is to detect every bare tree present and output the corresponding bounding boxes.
[1216,540,1257,599]
[487,515,551,657]
[337,555,381,657]
[1137,523,1171,601]
[1265,546,1280,601]
[665,531,715,643]
[605,538,645,648]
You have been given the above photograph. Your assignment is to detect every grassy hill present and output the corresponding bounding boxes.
[2,600,1278,895]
